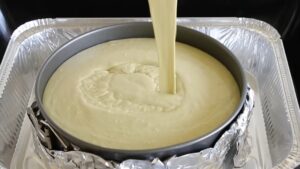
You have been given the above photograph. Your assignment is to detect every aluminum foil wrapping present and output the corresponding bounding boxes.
[31,86,254,169]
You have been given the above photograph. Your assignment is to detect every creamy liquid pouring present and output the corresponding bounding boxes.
[43,38,240,150]
[148,0,177,94]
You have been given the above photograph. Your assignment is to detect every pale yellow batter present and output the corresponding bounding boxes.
[43,38,240,150]
[148,0,177,94]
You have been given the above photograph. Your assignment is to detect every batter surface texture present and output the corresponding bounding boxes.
[43,38,240,150]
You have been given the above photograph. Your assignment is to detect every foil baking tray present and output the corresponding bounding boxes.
[0,18,299,169]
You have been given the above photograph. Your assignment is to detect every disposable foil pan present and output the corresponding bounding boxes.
[0,18,299,169]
